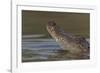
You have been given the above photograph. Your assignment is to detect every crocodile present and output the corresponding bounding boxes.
[46,21,90,59]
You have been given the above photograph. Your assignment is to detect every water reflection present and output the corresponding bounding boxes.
[22,35,89,62]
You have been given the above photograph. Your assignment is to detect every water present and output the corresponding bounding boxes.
[22,35,68,62]
[22,35,89,62]
[22,39,60,50]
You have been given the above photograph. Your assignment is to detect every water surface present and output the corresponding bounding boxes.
[22,35,75,62]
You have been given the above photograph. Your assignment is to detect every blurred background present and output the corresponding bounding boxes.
[22,10,90,38]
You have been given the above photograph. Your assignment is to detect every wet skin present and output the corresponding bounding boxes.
[46,21,89,59]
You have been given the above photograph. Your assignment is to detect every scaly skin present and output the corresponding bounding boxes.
[46,21,89,59]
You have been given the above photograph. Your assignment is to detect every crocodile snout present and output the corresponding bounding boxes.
[48,21,56,26]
